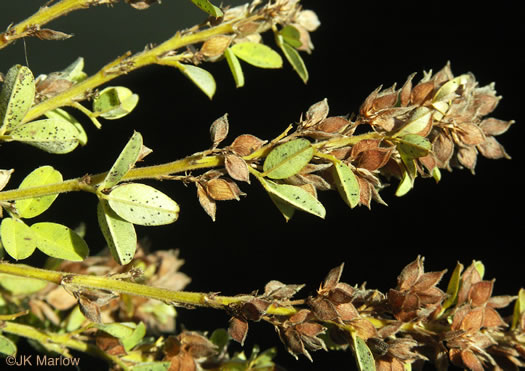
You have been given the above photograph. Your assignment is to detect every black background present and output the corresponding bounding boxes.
[1,1,524,370]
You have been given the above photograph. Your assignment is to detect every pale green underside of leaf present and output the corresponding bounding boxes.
[93,86,139,120]
[279,25,302,48]
[97,199,137,265]
[100,131,143,190]
[15,165,63,218]
[260,178,325,219]
[332,161,360,209]
[176,62,216,99]
[31,222,89,261]
[45,108,88,146]
[263,138,314,179]
[0,271,48,294]
[231,42,283,69]
[0,64,35,134]
[0,334,17,356]
[276,33,308,84]
[9,118,81,154]
[190,0,223,17]
[0,217,37,260]
[393,107,432,137]
[396,134,431,158]
[352,334,376,371]
[106,183,180,226]
[224,47,245,88]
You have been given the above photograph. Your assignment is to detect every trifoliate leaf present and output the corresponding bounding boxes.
[259,178,325,219]
[106,183,180,226]
[351,334,376,371]
[99,131,143,191]
[0,218,37,260]
[332,161,360,209]
[396,134,431,158]
[0,64,35,134]
[0,334,17,356]
[15,165,63,218]
[93,86,139,120]
[45,108,87,145]
[30,222,89,261]
[224,47,245,88]
[9,118,81,154]
[174,62,216,99]
[97,199,137,265]
[231,42,283,69]
[190,0,223,17]
[263,138,313,179]
[393,107,432,137]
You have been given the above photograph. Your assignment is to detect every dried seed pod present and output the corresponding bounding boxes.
[229,134,265,156]
[224,153,250,183]
[209,113,229,148]
[196,182,216,221]
[303,98,329,128]
[205,178,244,201]
[200,35,232,59]
[229,317,248,345]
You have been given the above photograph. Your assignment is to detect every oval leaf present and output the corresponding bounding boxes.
[263,138,314,179]
[352,334,376,371]
[0,217,37,260]
[224,47,245,88]
[45,108,88,146]
[231,42,283,69]
[93,86,139,120]
[433,74,470,103]
[260,178,325,219]
[396,134,431,158]
[15,165,63,218]
[30,222,89,261]
[332,161,360,209]
[190,0,223,17]
[395,169,413,197]
[0,334,17,356]
[0,271,48,294]
[0,64,35,134]
[279,25,302,48]
[9,118,80,154]
[97,199,137,265]
[276,33,308,84]
[100,131,143,190]
[176,63,216,99]
[106,183,180,226]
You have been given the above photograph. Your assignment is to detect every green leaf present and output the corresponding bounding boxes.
[0,64,35,134]
[259,178,325,219]
[95,322,135,338]
[122,321,146,351]
[97,199,137,265]
[190,0,223,17]
[30,222,89,261]
[0,218,38,260]
[351,334,376,371]
[512,288,525,330]
[15,165,63,218]
[395,168,413,197]
[45,108,88,146]
[278,25,302,48]
[473,260,485,279]
[231,42,283,69]
[106,183,180,226]
[9,118,81,154]
[441,262,464,313]
[65,305,87,332]
[268,193,296,222]
[93,86,139,120]
[433,74,469,103]
[396,134,431,158]
[276,34,308,84]
[0,271,48,294]
[60,57,87,83]
[393,107,432,137]
[175,62,216,99]
[131,362,171,371]
[332,161,360,209]
[99,131,143,191]
[263,138,314,179]
[0,334,17,356]
[224,47,245,88]
[210,328,230,353]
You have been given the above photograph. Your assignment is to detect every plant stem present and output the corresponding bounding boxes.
[0,261,297,316]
